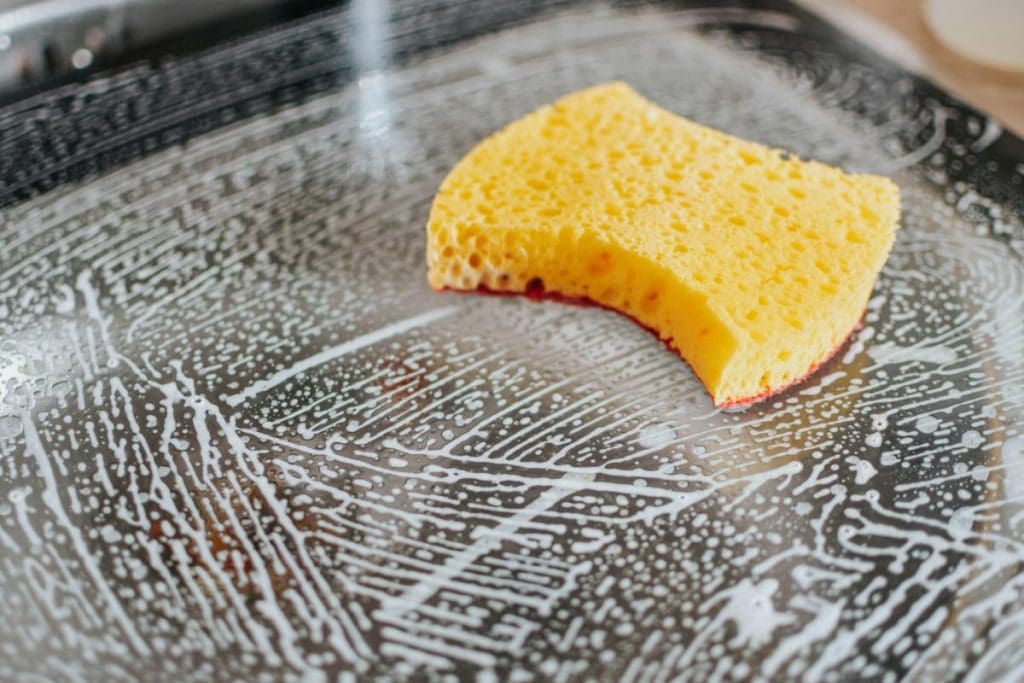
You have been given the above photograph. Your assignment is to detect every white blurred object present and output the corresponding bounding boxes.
[925,0,1024,71]
[794,0,927,73]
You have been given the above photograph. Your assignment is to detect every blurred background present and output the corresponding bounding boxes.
[0,0,337,101]
[0,0,1020,131]
[800,0,1023,134]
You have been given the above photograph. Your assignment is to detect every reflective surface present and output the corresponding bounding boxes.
[2,2,1024,680]
[0,0,333,97]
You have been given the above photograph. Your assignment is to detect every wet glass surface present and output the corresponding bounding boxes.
[1,1,1024,680]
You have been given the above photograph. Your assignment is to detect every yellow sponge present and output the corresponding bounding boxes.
[426,83,900,406]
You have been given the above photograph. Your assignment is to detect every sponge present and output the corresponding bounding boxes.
[426,83,900,406]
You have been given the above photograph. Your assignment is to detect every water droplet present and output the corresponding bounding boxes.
[915,415,940,434]
[961,430,984,448]
[0,415,22,439]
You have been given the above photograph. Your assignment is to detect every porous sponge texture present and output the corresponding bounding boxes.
[426,82,900,406]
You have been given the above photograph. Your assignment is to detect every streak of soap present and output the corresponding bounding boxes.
[572,528,614,554]
[636,423,676,449]
[800,371,846,396]
[720,579,794,648]
[867,343,958,366]
[1002,436,1024,500]
[992,298,1024,370]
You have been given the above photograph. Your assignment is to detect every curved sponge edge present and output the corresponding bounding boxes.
[426,82,900,406]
